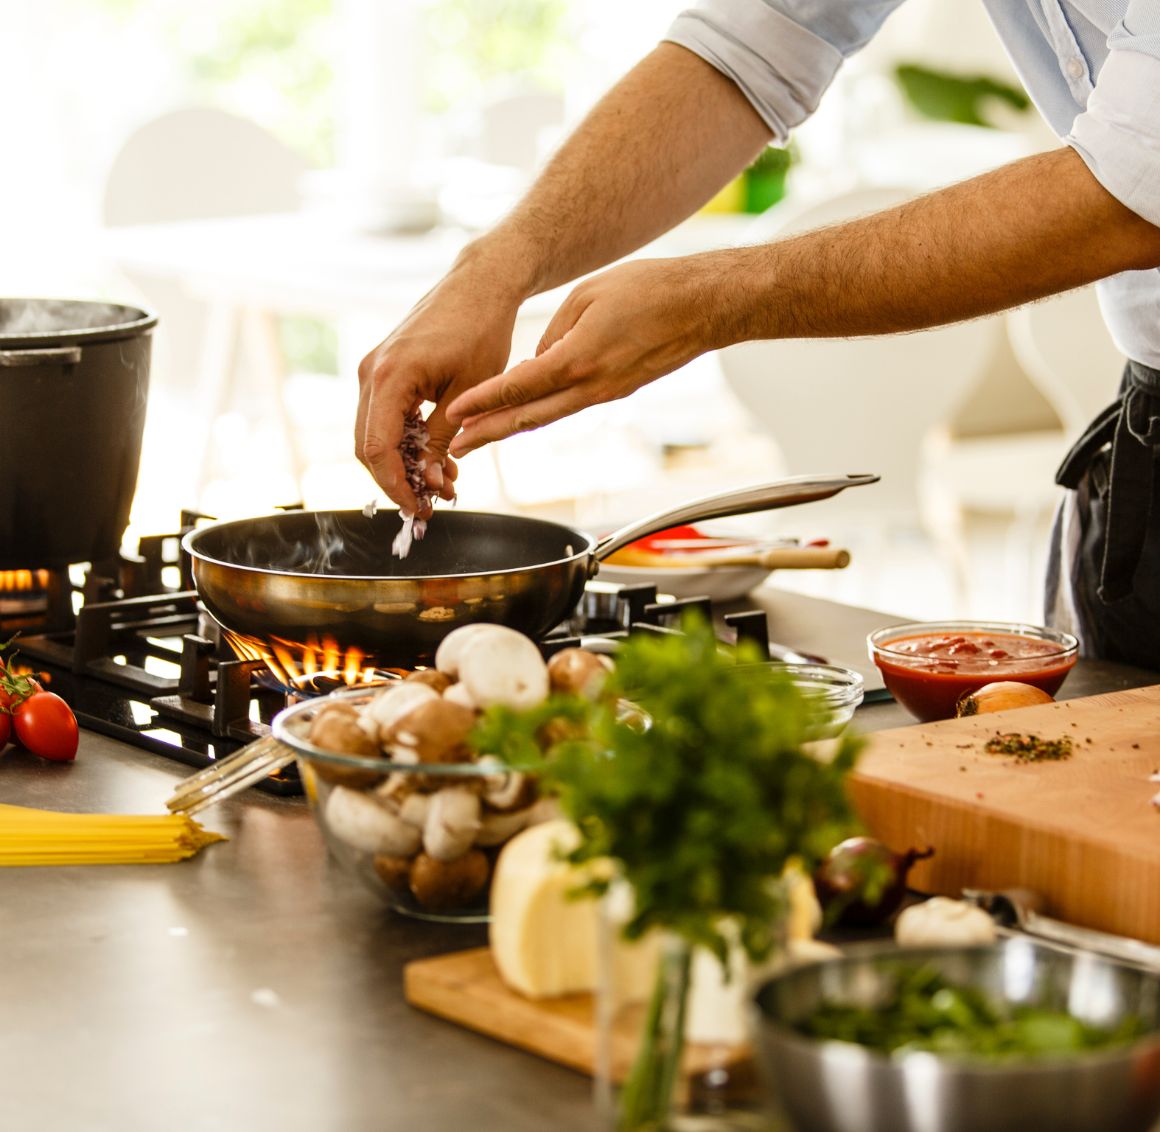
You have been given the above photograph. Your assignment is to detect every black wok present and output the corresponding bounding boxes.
[183,474,877,665]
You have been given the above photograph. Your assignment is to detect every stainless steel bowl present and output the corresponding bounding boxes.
[753,939,1160,1132]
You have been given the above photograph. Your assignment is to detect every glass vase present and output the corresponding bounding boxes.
[594,896,786,1132]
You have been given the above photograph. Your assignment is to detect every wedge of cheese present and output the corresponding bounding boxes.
[490,820,605,998]
[489,820,657,1000]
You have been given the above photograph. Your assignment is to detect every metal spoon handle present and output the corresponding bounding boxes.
[1018,911,1160,971]
[964,888,1160,971]
[591,474,878,564]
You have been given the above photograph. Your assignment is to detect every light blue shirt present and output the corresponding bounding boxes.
[666,1,1160,368]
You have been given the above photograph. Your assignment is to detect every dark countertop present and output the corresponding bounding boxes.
[1,589,1155,1132]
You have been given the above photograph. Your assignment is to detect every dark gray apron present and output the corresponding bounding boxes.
[1045,359,1160,668]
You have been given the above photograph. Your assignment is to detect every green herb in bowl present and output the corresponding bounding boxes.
[801,963,1148,1060]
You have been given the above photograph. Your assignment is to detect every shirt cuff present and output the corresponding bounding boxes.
[663,0,843,143]
[1067,47,1160,228]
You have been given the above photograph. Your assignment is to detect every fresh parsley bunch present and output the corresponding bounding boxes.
[473,614,863,968]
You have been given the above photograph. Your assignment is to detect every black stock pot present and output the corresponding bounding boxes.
[0,299,157,569]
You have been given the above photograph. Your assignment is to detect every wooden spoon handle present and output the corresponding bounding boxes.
[716,546,851,569]
[612,546,851,569]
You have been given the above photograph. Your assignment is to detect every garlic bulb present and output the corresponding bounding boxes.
[895,897,997,947]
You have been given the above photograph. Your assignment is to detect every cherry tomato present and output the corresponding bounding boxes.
[0,689,10,751]
[13,691,78,762]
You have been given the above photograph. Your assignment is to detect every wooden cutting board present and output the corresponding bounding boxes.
[404,947,751,1089]
[849,684,1160,942]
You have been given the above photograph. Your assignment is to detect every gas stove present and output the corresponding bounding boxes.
[1,515,778,797]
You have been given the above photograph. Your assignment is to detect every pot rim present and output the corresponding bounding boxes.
[0,298,158,348]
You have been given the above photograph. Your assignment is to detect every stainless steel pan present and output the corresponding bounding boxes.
[183,473,877,664]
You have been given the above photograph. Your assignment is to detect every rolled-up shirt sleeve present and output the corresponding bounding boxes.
[663,0,903,142]
[1068,46,1160,228]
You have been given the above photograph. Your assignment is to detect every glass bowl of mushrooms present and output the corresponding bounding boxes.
[272,625,613,923]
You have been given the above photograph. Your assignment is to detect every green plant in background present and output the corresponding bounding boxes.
[701,141,797,215]
[422,0,572,112]
[85,0,337,166]
[184,0,337,166]
[894,63,1031,129]
[475,614,863,1130]
[744,142,796,212]
[278,314,339,376]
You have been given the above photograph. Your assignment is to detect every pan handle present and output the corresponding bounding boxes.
[590,473,879,568]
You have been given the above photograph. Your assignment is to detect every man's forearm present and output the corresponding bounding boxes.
[456,42,772,300]
[712,147,1160,346]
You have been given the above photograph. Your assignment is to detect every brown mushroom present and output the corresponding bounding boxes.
[372,854,412,895]
[387,698,476,764]
[547,648,613,699]
[409,849,490,910]
[405,668,453,694]
[537,715,588,749]
[307,702,384,788]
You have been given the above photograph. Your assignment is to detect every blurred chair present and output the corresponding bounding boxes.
[717,186,1004,538]
[103,106,310,497]
[1006,285,1124,434]
[476,89,566,174]
[918,285,1124,616]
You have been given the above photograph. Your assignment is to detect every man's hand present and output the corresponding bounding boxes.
[355,258,524,514]
[354,45,768,500]
[445,257,732,456]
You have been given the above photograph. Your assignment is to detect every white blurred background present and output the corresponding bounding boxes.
[1,0,1125,621]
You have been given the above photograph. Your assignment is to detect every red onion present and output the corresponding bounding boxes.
[392,411,433,559]
[813,837,935,928]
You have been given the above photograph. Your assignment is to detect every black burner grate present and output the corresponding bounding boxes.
[5,521,774,798]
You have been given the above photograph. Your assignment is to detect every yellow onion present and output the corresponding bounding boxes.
[956,681,1054,717]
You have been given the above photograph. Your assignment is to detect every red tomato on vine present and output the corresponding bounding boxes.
[0,642,77,762]
[12,692,78,761]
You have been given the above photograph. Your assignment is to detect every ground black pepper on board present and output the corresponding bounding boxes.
[984,732,1074,762]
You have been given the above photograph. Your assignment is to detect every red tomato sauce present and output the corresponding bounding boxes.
[873,631,1075,722]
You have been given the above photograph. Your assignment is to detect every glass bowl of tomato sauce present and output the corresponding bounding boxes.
[867,620,1078,722]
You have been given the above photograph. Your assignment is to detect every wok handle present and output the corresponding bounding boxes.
[0,345,83,367]
[590,473,879,569]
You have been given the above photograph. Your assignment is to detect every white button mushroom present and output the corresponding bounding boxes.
[476,807,535,847]
[423,787,482,862]
[397,791,431,829]
[457,630,549,711]
[324,785,423,857]
[360,681,439,744]
[435,623,523,679]
[442,681,478,713]
[481,768,535,813]
[894,897,997,947]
